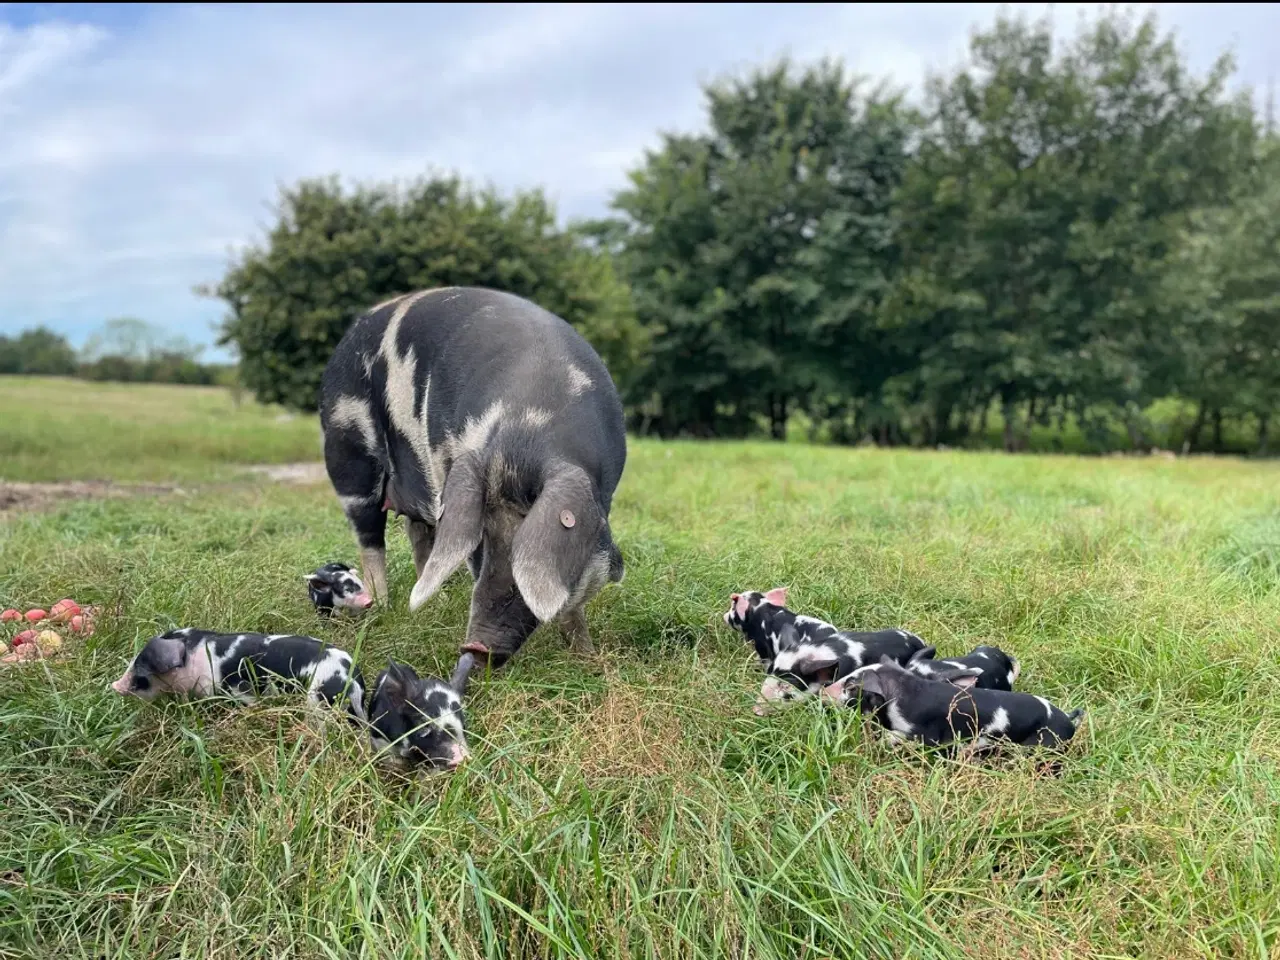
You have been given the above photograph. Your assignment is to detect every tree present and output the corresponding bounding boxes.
[1171,134,1280,452]
[0,327,78,376]
[883,7,1255,450]
[202,173,642,412]
[610,59,916,440]
[81,317,163,363]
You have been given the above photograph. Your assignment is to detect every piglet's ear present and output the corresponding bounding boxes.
[306,575,329,590]
[792,654,841,685]
[147,635,188,674]
[908,646,937,665]
[943,668,983,691]
[380,661,408,697]
[763,586,788,607]
[857,669,886,699]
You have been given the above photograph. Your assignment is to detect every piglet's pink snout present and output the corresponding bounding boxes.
[110,673,133,695]
[352,592,373,609]
[445,743,470,769]
[820,681,845,701]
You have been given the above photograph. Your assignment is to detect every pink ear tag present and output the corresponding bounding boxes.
[560,510,576,529]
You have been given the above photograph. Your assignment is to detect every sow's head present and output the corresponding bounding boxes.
[406,456,623,626]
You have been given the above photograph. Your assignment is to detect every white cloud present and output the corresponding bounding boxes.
[0,2,1275,361]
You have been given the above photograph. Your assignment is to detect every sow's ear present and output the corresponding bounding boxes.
[511,463,606,623]
[409,455,485,613]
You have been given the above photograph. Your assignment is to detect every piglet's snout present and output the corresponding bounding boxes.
[820,680,845,702]
[445,743,470,769]
[351,592,373,609]
[110,673,133,695]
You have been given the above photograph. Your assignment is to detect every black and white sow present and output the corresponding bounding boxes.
[320,286,628,693]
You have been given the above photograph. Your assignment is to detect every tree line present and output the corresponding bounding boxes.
[207,8,1277,454]
[0,318,234,387]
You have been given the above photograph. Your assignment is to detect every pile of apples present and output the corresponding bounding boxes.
[0,599,97,664]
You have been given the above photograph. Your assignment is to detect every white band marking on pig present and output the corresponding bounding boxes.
[523,407,553,427]
[330,395,378,453]
[886,701,915,736]
[378,290,434,509]
[566,364,593,397]
[987,706,1011,735]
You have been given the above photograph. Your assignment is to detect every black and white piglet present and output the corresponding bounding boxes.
[904,644,1020,692]
[722,586,927,713]
[367,660,469,771]
[110,628,367,721]
[111,629,471,772]
[306,562,374,617]
[822,656,1085,752]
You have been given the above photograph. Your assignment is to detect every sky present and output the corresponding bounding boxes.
[1,3,1276,364]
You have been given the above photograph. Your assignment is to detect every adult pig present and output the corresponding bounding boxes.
[319,287,627,691]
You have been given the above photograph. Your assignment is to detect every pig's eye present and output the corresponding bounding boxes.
[133,676,151,691]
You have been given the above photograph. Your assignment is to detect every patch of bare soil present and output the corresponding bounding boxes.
[0,480,180,515]
[0,462,328,517]
[242,462,328,485]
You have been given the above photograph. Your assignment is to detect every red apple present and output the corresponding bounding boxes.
[12,629,38,647]
[0,609,20,623]
[25,609,48,623]
[50,599,81,622]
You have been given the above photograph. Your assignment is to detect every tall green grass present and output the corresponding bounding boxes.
[1,385,1279,958]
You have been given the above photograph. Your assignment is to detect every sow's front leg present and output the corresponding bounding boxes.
[555,534,625,656]
[404,516,435,579]
[452,515,541,693]
[324,427,389,603]
[556,607,595,656]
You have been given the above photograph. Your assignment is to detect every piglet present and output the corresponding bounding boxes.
[722,587,927,713]
[306,563,374,618]
[822,655,1084,752]
[903,644,1020,691]
[110,628,366,723]
[367,660,469,771]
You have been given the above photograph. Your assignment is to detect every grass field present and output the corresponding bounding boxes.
[2,379,1279,959]
[0,376,321,484]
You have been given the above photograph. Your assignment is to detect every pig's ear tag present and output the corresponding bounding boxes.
[559,509,576,529]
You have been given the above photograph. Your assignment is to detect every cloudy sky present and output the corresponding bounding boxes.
[1,3,1276,362]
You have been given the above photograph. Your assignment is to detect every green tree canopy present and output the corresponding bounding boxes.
[204,173,644,412]
[610,58,916,439]
[882,8,1256,449]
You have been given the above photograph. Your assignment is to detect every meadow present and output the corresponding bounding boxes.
[1,378,1279,959]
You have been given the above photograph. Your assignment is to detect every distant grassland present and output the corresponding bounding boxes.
[0,376,321,483]
[1,378,1279,958]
